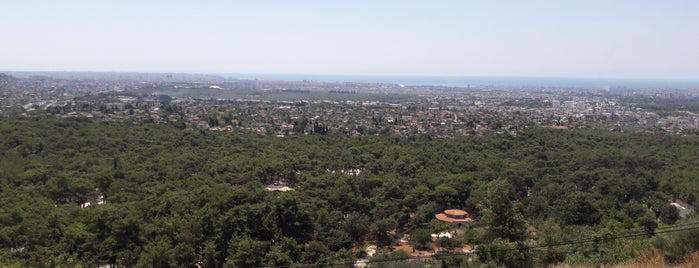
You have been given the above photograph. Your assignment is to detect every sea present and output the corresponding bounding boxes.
[222,74,699,90]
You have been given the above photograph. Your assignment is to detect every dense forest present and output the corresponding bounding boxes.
[1,116,698,267]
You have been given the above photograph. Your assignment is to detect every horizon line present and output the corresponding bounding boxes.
[3,70,699,83]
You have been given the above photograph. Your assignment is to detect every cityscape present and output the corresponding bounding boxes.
[3,72,698,138]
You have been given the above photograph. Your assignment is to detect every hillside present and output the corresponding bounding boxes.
[0,116,697,267]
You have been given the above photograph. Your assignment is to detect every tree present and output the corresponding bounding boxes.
[556,191,601,226]
[59,222,96,257]
[411,202,437,228]
[226,237,269,268]
[409,229,432,250]
[340,212,371,244]
[201,241,220,268]
[136,238,173,268]
[268,194,314,243]
[477,238,533,268]
[435,236,460,249]
[371,218,397,247]
[639,211,658,237]
[302,241,332,265]
[479,179,525,243]
[434,184,458,209]
[535,218,569,266]
[325,229,353,252]
[2,116,699,267]
[658,204,679,224]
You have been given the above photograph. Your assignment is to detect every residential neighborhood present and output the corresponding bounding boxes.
[2,72,697,137]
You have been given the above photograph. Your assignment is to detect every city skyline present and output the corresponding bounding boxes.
[2,0,698,81]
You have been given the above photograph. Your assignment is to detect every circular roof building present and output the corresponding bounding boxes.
[435,209,474,224]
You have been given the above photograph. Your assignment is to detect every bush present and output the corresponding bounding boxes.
[651,228,699,264]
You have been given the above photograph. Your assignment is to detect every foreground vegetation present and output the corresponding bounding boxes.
[0,116,698,267]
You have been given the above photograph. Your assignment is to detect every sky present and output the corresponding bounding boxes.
[1,0,698,80]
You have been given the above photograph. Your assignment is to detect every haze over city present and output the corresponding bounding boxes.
[2,0,698,81]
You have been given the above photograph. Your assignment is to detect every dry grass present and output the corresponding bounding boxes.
[674,251,699,268]
[550,251,699,268]
[609,252,666,268]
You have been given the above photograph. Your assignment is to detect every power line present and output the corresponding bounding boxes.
[258,221,699,268]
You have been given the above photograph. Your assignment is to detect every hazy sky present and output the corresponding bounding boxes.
[2,0,698,80]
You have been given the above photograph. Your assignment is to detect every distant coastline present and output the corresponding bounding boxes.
[222,74,699,89]
[4,70,698,89]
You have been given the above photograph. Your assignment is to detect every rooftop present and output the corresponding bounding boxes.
[435,209,474,223]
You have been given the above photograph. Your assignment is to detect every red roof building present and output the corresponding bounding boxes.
[435,209,474,227]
